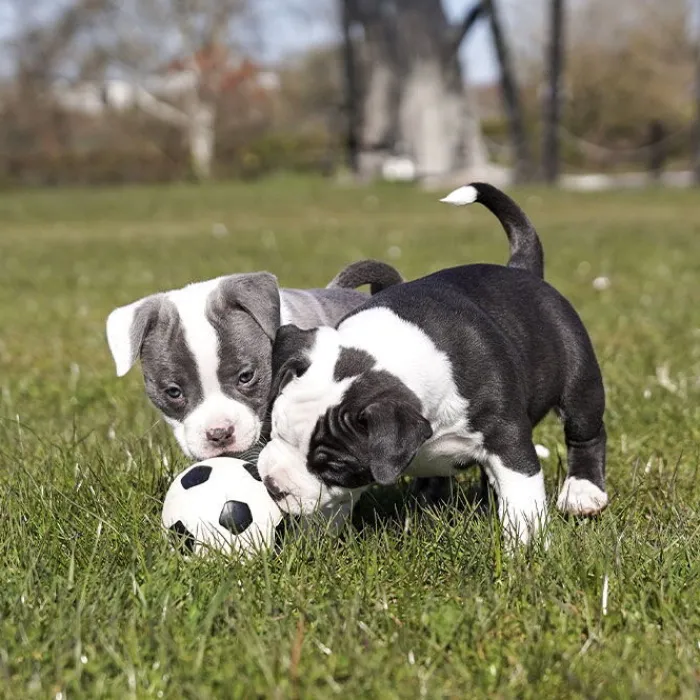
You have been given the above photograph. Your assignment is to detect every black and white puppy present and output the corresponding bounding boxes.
[106,260,402,461]
[258,183,608,545]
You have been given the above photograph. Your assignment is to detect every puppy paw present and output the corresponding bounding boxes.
[556,477,608,516]
[501,509,548,549]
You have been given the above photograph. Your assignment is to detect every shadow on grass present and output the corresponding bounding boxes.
[350,468,491,535]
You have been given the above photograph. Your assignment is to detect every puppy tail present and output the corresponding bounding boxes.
[327,259,404,295]
[440,183,544,279]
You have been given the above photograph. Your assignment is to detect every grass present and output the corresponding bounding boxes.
[0,175,699,699]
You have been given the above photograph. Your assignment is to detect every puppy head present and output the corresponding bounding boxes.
[106,273,281,459]
[258,325,432,514]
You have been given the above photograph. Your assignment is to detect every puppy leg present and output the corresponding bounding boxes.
[557,426,608,515]
[482,438,548,546]
[556,369,608,516]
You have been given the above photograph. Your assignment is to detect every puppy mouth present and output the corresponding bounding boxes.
[190,443,253,461]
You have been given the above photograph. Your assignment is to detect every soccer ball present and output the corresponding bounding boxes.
[161,457,283,556]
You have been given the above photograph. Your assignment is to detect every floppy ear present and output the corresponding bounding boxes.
[106,295,163,377]
[216,272,280,340]
[269,325,317,399]
[362,401,432,485]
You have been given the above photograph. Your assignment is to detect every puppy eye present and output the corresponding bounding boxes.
[165,384,183,399]
[238,369,255,385]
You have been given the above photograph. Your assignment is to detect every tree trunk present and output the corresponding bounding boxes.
[341,0,360,174]
[542,0,565,184]
[482,0,532,183]
[694,26,700,186]
[399,60,462,179]
[349,0,487,183]
[354,2,400,180]
[188,102,215,180]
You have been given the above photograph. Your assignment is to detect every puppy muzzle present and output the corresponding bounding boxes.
[257,439,339,515]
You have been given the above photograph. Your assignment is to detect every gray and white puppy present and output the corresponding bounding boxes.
[106,260,403,461]
[258,183,608,546]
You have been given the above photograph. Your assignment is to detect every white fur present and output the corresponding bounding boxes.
[108,277,262,458]
[339,309,470,428]
[168,394,260,460]
[483,455,548,544]
[167,279,262,457]
[106,300,143,377]
[259,307,546,544]
[279,296,292,325]
[330,309,485,474]
[557,476,608,515]
[257,437,366,516]
[439,185,478,206]
[168,279,223,396]
[271,327,352,448]
[259,328,363,513]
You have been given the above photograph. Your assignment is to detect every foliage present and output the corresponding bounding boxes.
[0,131,337,187]
[0,178,698,697]
[513,0,696,168]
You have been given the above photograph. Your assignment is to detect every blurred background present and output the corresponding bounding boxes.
[0,0,698,190]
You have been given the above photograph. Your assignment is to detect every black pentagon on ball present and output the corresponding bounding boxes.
[242,461,262,481]
[218,500,253,534]
[169,520,195,552]
[181,465,212,489]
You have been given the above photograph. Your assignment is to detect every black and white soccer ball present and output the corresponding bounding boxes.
[161,457,282,556]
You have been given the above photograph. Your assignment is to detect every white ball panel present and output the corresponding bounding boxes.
[161,457,282,556]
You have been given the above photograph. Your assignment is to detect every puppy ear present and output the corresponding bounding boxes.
[216,272,280,340]
[269,325,317,399]
[362,401,432,485]
[106,295,163,377]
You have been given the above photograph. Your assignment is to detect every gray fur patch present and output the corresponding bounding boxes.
[140,298,203,420]
[281,288,367,328]
[206,285,275,423]
[216,273,281,339]
[334,347,375,382]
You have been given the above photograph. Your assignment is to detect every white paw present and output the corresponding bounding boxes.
[501,503,548,547]
[486,462,548,547]
[557,477,608,515]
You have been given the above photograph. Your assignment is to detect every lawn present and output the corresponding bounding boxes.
[0,176,698,699]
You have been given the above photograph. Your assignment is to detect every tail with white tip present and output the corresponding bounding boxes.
[440,183,544,279]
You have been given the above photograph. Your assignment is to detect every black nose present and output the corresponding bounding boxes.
[263,477,288,502]
[206,425,234,446]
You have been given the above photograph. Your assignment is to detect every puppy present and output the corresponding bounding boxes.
[106,260,403,461]
[258,183,608,545]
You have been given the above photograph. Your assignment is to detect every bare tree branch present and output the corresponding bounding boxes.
[16,0,116,84]
[340,0,360,172]
[447,2,485,57]
[482,0,532,182]
[542,0,565,184]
